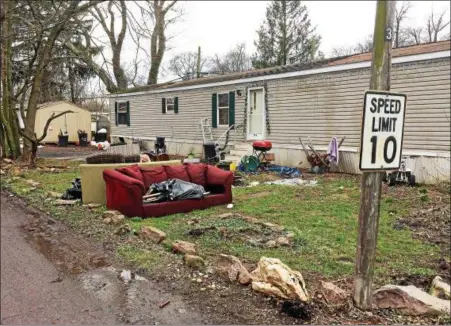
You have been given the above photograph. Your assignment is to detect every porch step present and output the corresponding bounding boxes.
[223,155,243,164]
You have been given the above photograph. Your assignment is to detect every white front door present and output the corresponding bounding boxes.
[247,88,265,140]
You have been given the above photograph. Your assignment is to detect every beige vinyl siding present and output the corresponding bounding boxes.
[265,58,450,152]
[111,85,247,144]
[35,102,92,143]
[111,58,450,153]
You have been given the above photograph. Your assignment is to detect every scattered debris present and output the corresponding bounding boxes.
[54,199,79,205]
[247,181,260,187]
[250,257,309,302]
[138,226,166,244]
[25,179,40,187]
[172,240,197,255]
[3,158,13,164]
[319,281,348,305]
[264,179,318,187]
[47,191,63,199]
[159,300,170,309]
[119,270,133,283]
[219,213,234,219]
[184,255,206,270]
[115,224,131,236]
[61,178,82,200]
[276,236,290,246]
[215,254,252,285]
[429,276,450,300]
[103,210,122,219]
[280,300,312,320]
[83,203,102,209]
[265,240,277,248]
[374,284,451,316]
[227,204,234,209]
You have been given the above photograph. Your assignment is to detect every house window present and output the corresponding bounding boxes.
[166,98,174,112]
[117,102,129,125]
[217,93,229,126]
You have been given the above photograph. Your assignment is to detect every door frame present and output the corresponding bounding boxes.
[246,87,266,141]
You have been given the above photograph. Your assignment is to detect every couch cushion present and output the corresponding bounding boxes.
[184,163,207,187]
[164,165,190,182]
[116,164,144,183]
[139,166,168,188]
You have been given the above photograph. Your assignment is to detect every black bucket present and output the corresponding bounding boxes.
[58,135,69,147]
[78,132,88,146]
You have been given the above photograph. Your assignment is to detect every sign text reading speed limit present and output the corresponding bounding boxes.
[359,91,407,170]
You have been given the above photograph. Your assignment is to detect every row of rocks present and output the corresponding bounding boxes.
[100,210,451,317]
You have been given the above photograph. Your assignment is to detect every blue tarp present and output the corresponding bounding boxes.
[237,164,301,178]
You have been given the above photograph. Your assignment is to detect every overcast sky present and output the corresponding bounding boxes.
[91,1,451,90]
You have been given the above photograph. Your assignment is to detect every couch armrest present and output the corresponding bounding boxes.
[206,166,233,203]
[103,169,145,216]
[206,165,234,186]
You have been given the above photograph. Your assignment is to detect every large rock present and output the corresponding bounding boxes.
[172,240,196,255]
[374,285,450,316]
[184,255,205,270]
[319,281,348,305]
[47,191,62,199]
[250,257,309,302]
[215,254,252,285]
[429,276,450,300]
[139,226,166,244]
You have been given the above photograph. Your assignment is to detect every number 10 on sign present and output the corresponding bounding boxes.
[359,91,407,170]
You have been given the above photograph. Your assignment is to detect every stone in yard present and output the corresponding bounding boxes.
[47,191,63,199]
[374,285,450,316]
[219,213,234,219]
[115,224,131,236]
[285,232,295,239]
[103,210,122,219]
[139,226,166,244]
[0,169,5,175]
[3,158,12,164]
[250,257,309,302]
[265,240,278,248]
[172,240,197,255]
[319,281,348,305]
[276,237,290,246]
[184,255,206,270]
[54,199,78,205]
[215,254,252,285]
[110,214,125,225]
[430,276,450,300]
[103,217,112,224]
[241,215,260,224]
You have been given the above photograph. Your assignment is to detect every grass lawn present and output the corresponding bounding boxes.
[2,159,445,285]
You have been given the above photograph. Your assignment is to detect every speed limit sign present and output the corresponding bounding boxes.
[359,91,407,170]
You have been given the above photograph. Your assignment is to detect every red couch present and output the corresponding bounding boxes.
[103,163,233,217]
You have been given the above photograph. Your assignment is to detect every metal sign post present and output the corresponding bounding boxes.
[354,0,398,311]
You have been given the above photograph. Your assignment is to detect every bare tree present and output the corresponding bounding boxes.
[210,43,252,74]
[331,46,356,57]
[394,1,412,48]
[426,9,450,43]
[407,26,424,45]
[168,51,208,80]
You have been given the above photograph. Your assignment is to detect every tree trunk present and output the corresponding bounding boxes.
[147,3,165,85]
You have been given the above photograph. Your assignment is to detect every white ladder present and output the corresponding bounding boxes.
[200,118,214,143]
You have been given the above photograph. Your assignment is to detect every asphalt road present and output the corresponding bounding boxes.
[0,194,203,325]
[1,194,118,325]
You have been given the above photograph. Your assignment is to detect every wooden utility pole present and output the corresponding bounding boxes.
[354,0,396,310]
[196,46,201,78]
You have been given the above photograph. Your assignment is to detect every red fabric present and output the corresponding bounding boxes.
[103,169,145,217]
[184,163,207,187]
[103,164,233,218]
[116,164,144,184]
[139,166,168,188]
[164,165,190,182]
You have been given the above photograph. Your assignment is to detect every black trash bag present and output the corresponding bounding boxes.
[147,179,205,202]
[61,178,82,200]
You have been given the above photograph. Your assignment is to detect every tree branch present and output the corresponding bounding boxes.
[37,110,74,142]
